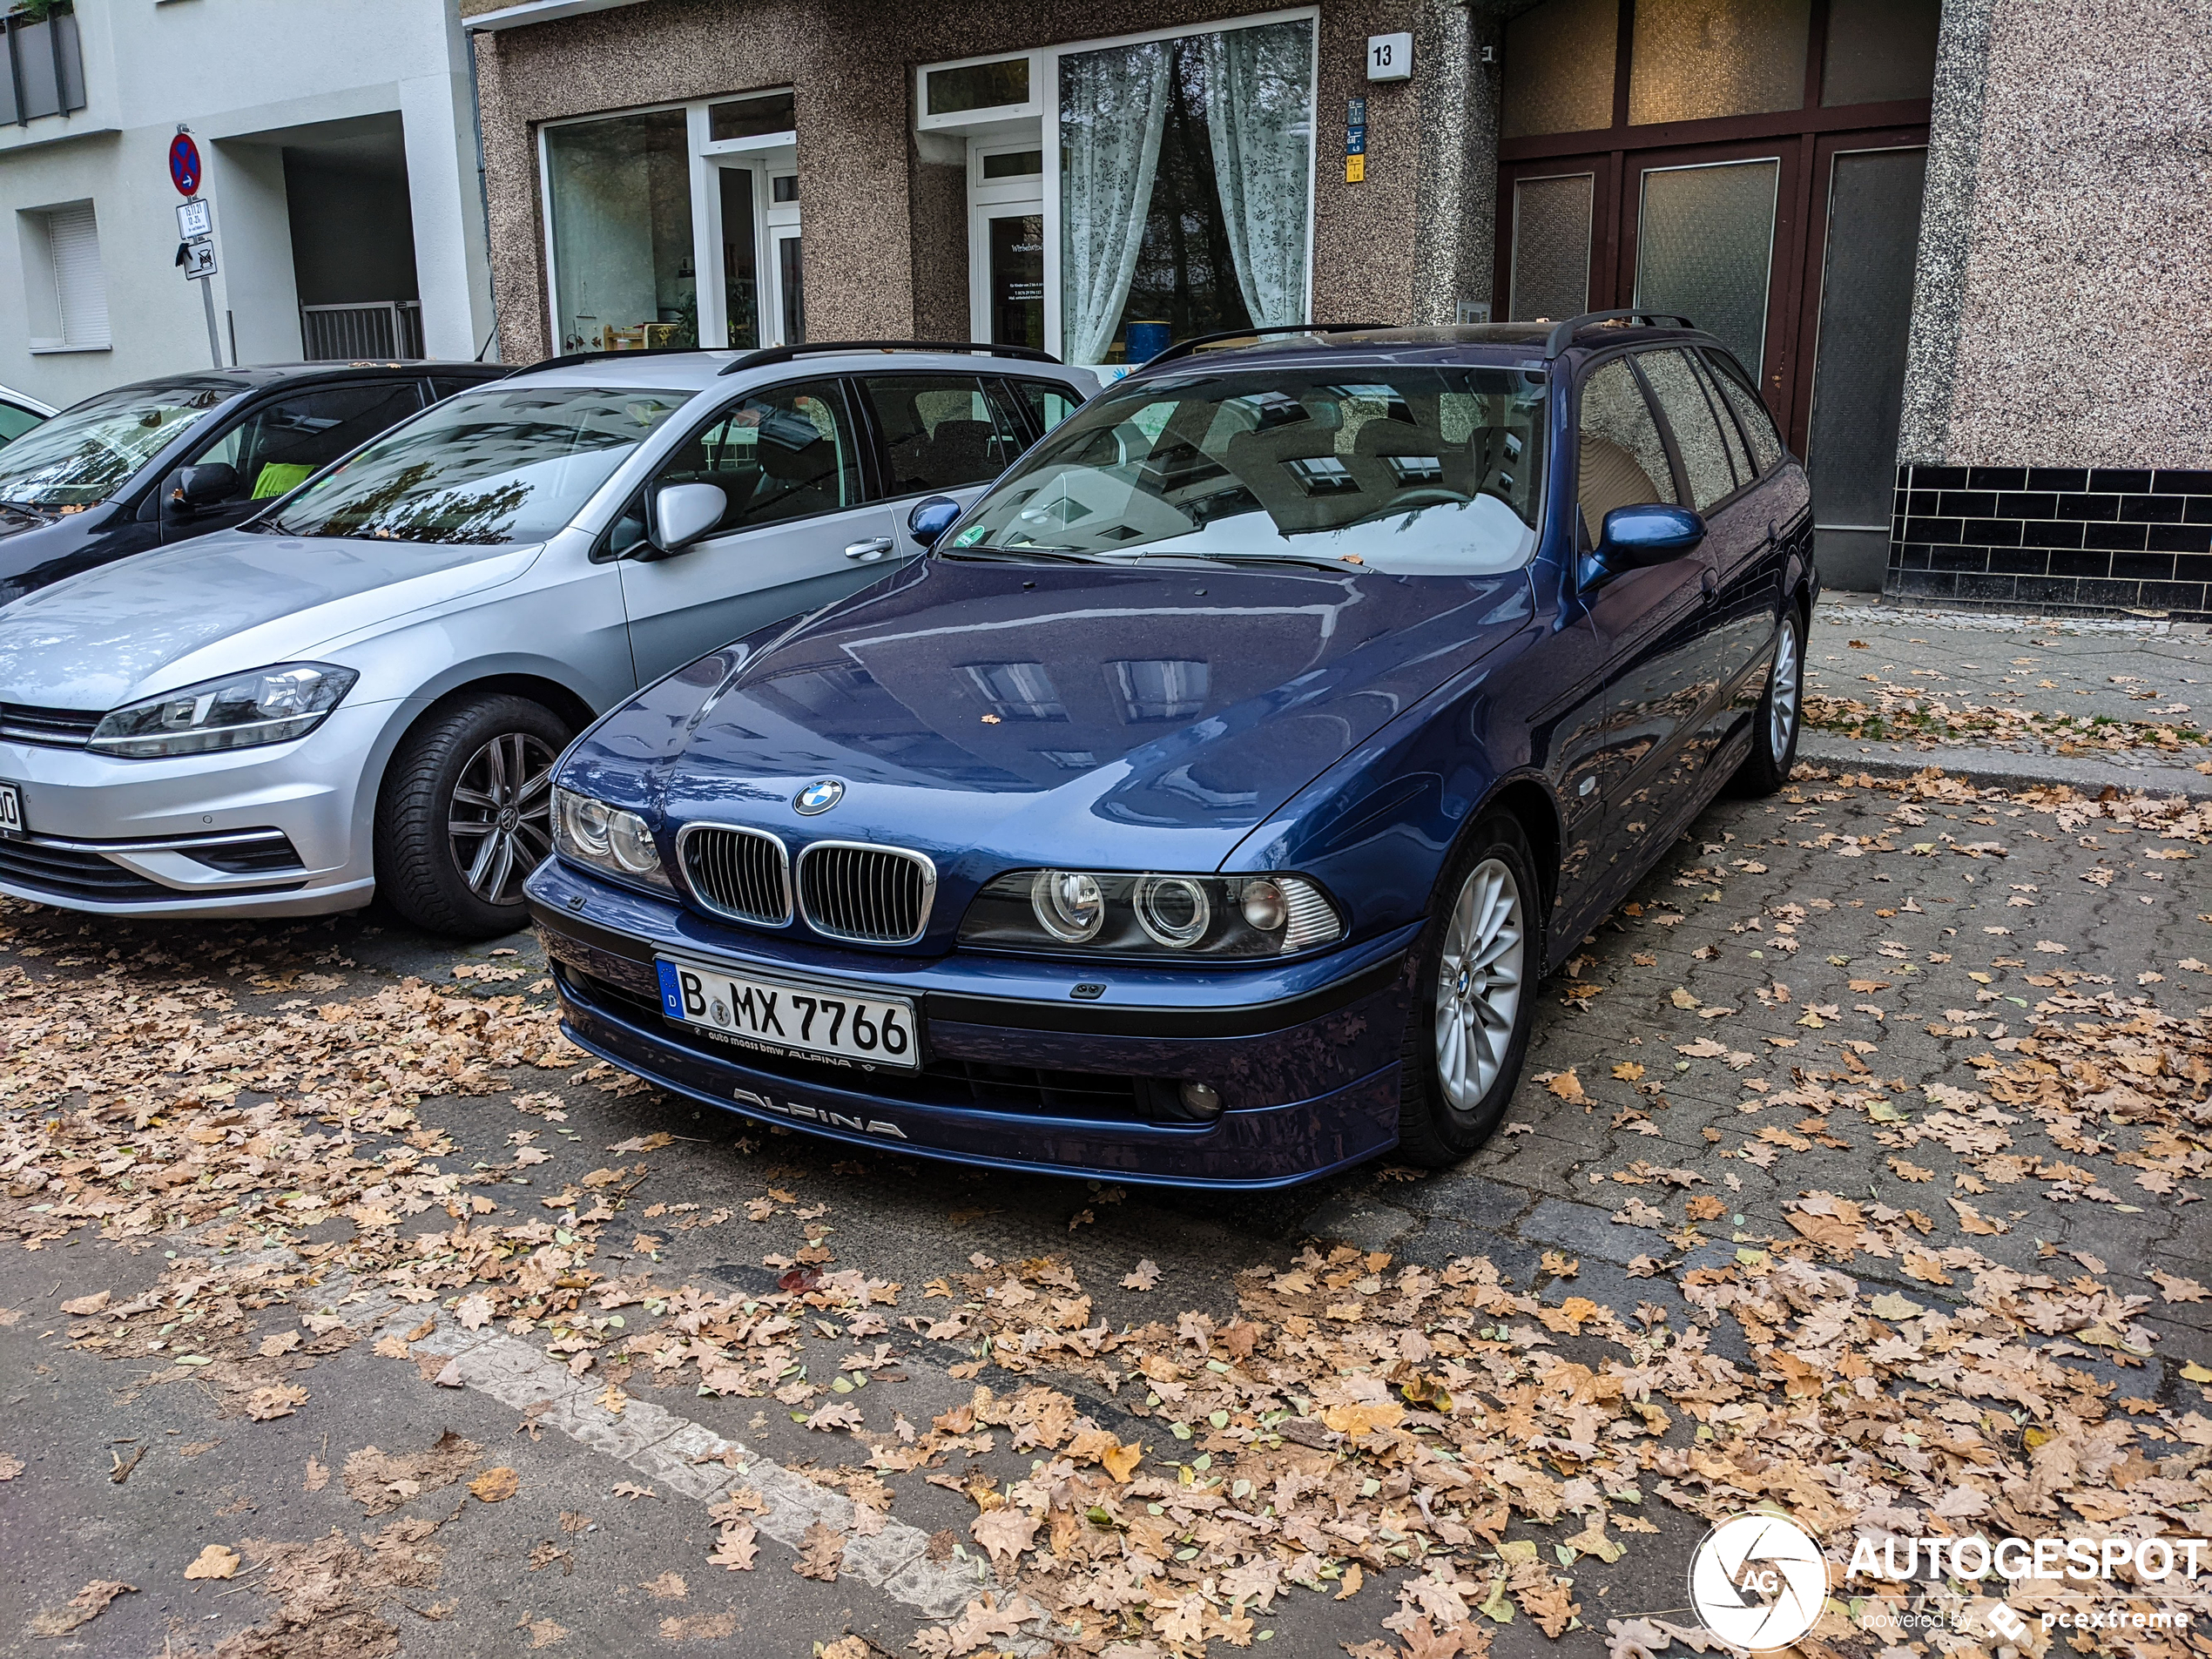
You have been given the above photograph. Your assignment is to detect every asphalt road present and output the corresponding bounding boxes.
[3,764,2208,1658]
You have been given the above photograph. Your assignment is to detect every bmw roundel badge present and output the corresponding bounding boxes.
[794,779,845,815]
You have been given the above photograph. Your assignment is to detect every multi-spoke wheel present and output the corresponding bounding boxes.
[1433,858,1526,1109]
[446,732,557,907]
[1734,604,1806,797]
[374,693,572,939]
[1397,816,1544,1166]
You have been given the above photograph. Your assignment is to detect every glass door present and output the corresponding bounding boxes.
[968,143,1045,347]
[714,164,761,350]
[1629,153,1784,380]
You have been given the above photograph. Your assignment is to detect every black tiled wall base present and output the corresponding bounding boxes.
[1885,464,2212,620]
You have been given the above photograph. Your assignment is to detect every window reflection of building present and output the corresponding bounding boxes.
[961,662,1068,722]
[1111,658,1210,722]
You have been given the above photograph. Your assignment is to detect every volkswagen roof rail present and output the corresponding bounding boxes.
[1135,320,1387,370]
[518,345,718,374]
[1541,310,1697,359]
[718,340,1062,375]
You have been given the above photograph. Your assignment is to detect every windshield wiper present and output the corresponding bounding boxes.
[1138,550,1361,576]
[936,543,1109,564]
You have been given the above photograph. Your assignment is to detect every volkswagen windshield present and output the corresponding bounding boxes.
[261,384,690,546]
[945,366,1548,575]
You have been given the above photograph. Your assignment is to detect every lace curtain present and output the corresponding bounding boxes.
[1058,41,1170,366]
[1201,21,1315,330]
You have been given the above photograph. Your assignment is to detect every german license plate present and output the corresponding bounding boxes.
[0,781,21,838]
[654,958,918,1071]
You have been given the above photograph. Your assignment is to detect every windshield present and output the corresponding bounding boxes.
[0,377,239,509]
[263,384,689,545]
[947,366,1548,574]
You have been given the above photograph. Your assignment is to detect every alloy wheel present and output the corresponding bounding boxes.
[447,732,556,906]
[1434,857,1525,1109]
[1770,613,1803,759]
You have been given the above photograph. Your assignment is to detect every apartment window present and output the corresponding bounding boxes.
[0,6,86,125]
[21,202,109,351]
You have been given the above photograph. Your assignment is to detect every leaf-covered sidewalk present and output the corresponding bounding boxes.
[3,768,2209,1659]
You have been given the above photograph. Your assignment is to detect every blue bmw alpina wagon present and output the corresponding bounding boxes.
[526,318,1815,1186]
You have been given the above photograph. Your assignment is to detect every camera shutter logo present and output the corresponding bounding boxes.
[1689,1513,1827,1650]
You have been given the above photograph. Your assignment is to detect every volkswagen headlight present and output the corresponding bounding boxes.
[553,785,670,891]
[89,663,358,758]
[960,870,1342,958]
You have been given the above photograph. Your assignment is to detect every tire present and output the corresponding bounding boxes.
[374,693,570,939]
[1732,603,1805,798]
[1393,815,1543,1168]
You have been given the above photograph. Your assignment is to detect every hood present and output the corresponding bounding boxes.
[630,556,1534,872]
[0,532,532,711]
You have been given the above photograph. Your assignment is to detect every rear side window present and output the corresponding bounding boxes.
[1008,377,1082,439]
[1705,351,1785,474]
[656,378,862,536]
[1575,359,1675,537]
[1689,353,1755,486]
[861,374,1027,496]
[198,381,424,503]
[1636,348,1737,511]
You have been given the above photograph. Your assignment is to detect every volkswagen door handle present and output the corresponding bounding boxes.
[844,537,896,563]
[1700,569,1720,599]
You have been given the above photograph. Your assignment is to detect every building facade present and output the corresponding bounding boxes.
[0,0,497,408]
[465,0,2210,617]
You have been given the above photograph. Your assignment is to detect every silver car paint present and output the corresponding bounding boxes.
[0,351,1099,919]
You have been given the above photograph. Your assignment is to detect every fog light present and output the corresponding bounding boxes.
[1178,1081,1223,1120]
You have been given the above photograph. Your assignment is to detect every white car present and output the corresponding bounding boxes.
[0,342,1095,935]
[0,382,53,448]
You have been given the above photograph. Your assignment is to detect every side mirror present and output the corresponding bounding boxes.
[648,482,727,556]
[907,495,962,550]
[1596,502,1704,570]
[172,462,240,509]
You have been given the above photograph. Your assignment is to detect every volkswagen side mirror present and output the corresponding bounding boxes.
[172,462,239,509]
[1595,503,1704,572]
[647,482,727,556]
[907,495,962,550]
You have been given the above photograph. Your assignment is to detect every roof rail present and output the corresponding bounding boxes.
[1136,320,1387,371]
[718,340,1062,375]
[1541,310,1697,360]
[518,345,719,375]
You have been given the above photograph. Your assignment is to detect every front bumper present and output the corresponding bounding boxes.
[526,856,1417,1188]
[0,703,391,918]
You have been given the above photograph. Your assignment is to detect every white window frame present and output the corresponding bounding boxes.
[920,8,1319,367]
[18,199,110,354]
[537,91,801,355]
[914,51,1044,134]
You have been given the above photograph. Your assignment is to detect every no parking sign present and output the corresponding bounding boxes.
[169,131,201,196]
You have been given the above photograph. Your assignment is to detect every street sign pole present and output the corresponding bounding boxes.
[198,272,222,368]
[170,129,224,368]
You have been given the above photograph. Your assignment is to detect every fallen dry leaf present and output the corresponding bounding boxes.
[246,1383,309,1421]
[28,1580,135,1637]
[471,1467,522,1503]
[184,1544,240,1581]
[794,1520,846,1581]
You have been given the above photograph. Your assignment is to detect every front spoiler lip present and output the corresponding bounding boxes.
[553,983,1401,1190]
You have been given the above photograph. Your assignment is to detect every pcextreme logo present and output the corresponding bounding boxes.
[1689,1513,1830,1650]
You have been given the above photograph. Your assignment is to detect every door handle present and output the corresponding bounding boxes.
[1701,569,1720,599]
[844,537,896,563]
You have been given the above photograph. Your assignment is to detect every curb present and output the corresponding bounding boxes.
[1797,732,2212,800]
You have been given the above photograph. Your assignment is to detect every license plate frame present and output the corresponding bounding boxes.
[653,956,921,1073]
[0,780,22,839]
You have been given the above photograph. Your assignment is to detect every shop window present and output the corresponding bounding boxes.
[709,90,795,142]
[927,57,1031,117]
[1501,0,1618,138]
[544,110,697,354]
[1629,0,1811,125]
[1822,0,1939,105]
[1059,17,1312,366]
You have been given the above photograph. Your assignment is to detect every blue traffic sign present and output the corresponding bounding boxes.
[169,132,201,197]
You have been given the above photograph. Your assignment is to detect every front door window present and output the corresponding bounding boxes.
[718,166,759,350]
[1632,158,1781,380]
[775,233,805,346]
[987,213,1045,348]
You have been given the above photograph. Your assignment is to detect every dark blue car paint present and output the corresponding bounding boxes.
[527,325,1817,1186]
